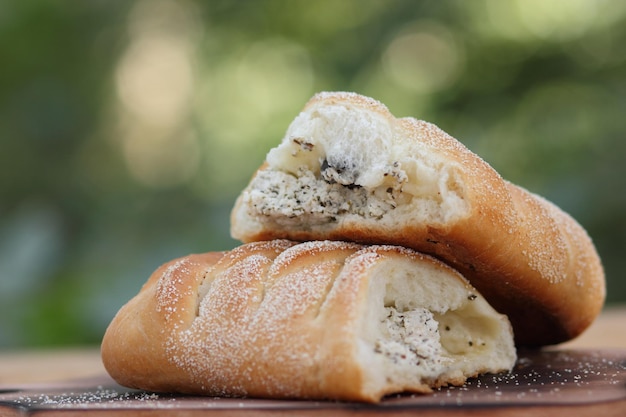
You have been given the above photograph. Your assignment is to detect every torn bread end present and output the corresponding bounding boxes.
[356,249,516,398]
[242,96,470,228]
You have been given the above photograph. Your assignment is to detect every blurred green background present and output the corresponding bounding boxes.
[1,0,625,349]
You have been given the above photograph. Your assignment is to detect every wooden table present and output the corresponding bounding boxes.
[1,306,625,416]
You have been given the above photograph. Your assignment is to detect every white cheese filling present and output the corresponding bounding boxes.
[375,307,450,374]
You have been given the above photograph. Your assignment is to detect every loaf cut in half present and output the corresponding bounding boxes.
[231,92,605,346]
[101,240,516,403]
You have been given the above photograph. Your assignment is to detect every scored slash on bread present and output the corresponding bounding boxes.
[231,91,605,347]
[101,240,516,403]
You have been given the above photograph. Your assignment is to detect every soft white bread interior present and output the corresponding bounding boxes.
[231,92,605,347]
[101,240,516,403]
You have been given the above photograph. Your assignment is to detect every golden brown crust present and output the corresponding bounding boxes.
[231,92,605,346]
[101,240,515,402]
[100,251,225,393]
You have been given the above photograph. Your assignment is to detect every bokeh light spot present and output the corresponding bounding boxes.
[382,22,464,94]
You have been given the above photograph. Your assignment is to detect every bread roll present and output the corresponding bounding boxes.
[101,240,516,403]
[230,92,605,346]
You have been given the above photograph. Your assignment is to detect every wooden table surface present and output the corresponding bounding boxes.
[2,306,624,385]
[0,306,625,416]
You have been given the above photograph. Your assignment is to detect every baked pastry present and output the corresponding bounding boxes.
[101,240,516,403]
[231,92,605,346]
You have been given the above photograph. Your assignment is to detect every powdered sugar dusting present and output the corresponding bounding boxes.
[156,259,189,314]
[161,239,364,397]
[270,240,363,275]
[520,191,568,285]
[309,91,390,116]
[529,192,601,288]
[155,257,207,327]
